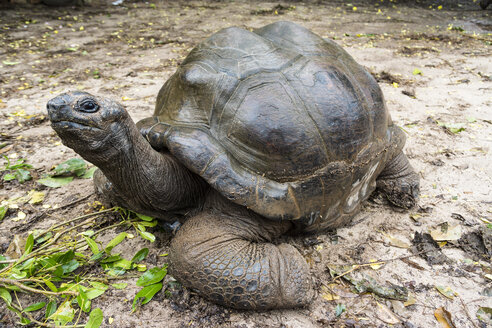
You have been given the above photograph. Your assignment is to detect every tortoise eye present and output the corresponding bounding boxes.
[78,99,99,113]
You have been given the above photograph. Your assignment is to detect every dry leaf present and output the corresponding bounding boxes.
[381,231,410,248]
[321,284,340,301]
[430,223,462,241]
[12,210,26,222]
[28,190,45,204]
[436,286,456,299]
[5,234,25,259]
[369,259,384,270]
[376,301,400,324]
[404,293,417,306]
[434,307,456,328]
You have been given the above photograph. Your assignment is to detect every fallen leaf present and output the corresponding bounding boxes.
[369,259,384,270]
[37,176,74,188]
[404,293,417,306]
[434,307,456,328]
[430,223,462,241]
[476,307,492,325]
[381,231,410,248]
[436,285,455,299]
[335,303,346,317]
[2,61,20,66]
[376,301,400,324]
[0,205,7,221]
[12,210,26,221]
[321,284,340,301]
[28,191,45,204]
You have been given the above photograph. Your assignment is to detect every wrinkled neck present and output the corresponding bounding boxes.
[91,116,208,216]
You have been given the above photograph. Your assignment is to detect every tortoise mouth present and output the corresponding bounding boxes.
[51,120,102,132]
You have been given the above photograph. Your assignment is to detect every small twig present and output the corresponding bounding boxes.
[0,278,78,296]
[68,274,141,282]
[46,207,115,234]
[459,297,479,328]
[328,262,385,282]
[51,193,93,212]
[0,259,17,264]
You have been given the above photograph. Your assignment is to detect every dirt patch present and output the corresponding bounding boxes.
[0,0,491,327]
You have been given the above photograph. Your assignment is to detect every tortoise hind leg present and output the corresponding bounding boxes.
[169,211,314,310]
[376,151,420,209]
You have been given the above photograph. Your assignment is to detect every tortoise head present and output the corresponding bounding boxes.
[47,91,133,163]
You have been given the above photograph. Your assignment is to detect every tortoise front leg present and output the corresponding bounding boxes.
[376,151,420,209]
[169,211,314,310]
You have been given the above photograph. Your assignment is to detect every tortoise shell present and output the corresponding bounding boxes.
[139,21,404,230]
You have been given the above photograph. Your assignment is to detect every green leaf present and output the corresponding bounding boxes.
[45,300,57,318]
[100,254,122,263]
[105,267,126,276]
[84,281,108,300]
[24,234,34,255]
[55,250,75,264]
[112,259,133,270]
[412,68,422,75]
[0,205,8,221]
[111,283,127,289]
[23,302,46,312]
[136,212,154,221]
[476,307,492,325]
[81,167,97,179]
[136,266,167,287]
[132,283,163,310]
[3,173,16,181]
[131,248,149,263]
[436,121,466,134]
[15,169,32,183]
[61,259,79,274]
[52,158,87,176]
[0,287,12,305]
[77,288,91,312]
[0,255,7,270]
[84,308,103,328]
[37,176,73,188]
[83,236,99,255]
[335,303,346,317]
[138,220,158,228]
[85,289,106,300]
[2,60,20,65]
[44,279,58,292]
[138,230,155,242]
[105,232,127,252]
[48,299,75,326]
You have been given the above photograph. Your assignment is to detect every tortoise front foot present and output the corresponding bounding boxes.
[169,212,314,310]
[376,151,419,209]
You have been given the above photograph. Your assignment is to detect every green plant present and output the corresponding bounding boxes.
[0,207,167,327]
[2,156,33,183]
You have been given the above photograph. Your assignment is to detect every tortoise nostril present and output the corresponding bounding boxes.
[47,97,66,113]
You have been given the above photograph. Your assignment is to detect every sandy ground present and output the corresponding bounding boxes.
[0,0,491,327]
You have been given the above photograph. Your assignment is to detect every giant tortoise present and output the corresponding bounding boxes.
[46,21,419,310]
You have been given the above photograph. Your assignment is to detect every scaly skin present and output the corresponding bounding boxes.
[376,152,420,209]
[169,192,314,310]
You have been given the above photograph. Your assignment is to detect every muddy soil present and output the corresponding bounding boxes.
[0,0,491,327]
